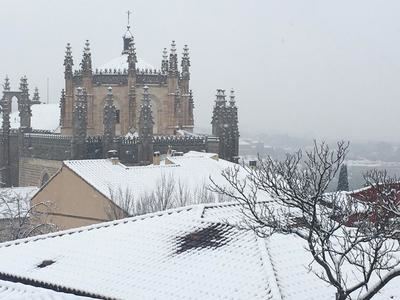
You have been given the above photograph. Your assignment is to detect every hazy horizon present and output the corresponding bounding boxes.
[1,0,400,143]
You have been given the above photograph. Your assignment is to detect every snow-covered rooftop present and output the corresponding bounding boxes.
[0,202,397,299]
[0,279,90,299]
[0,103,60,132]
[63,151,244,210]
[98,54,155,71]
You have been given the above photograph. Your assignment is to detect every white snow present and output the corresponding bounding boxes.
[63,151,244,212]
[98,54,155,71]
[0,103,60,132]
[0,279,90,299]
[0,202,397,299]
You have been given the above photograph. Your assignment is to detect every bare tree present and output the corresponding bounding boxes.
[105,175,222,220]
[174,179,191,207]
[151,174,176,211]
[105,186,135,220]
[0,188,57,241]
[211,141,400,300]
[362,169,400,219]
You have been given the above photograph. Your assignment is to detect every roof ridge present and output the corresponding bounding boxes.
[64,159,181,170]
[0,270,111,299]
[256,237,284,300]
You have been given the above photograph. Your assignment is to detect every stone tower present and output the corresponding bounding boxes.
[103,87,116,156]
[63,43,74,134]
[59,89,66,127]
[0,77,11,186]
[71,87,88,159]
[18,76,32,132]
[138,86,154,164]
[59,16,194,136]
[211,89,239,162]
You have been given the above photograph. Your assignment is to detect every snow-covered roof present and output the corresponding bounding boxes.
[0,279,90,299]
[63,151,243,210]
[98,54,155,71]
[0,104,60,132]
[0,202,397,299]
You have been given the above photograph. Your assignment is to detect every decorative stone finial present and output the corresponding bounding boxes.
[81,41,92,76]
[2,76,10,91]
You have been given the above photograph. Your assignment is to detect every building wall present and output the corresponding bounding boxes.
[31,165,120,230]
[87,84,170,136]
[19,158,62,187]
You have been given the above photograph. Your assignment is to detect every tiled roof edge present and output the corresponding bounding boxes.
[0,270,111,299]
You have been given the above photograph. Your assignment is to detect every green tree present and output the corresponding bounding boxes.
[337,164,349,191]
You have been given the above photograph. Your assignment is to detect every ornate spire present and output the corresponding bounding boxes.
[161,48,169,74]
[103,87,116,155]
[2,76,10,91]
[138,86,154,164]
[32,87,41,104]
[72,87,88,159]
[138,86,154,138]
[229,89,236,107]
[128,84,136,131]
[175,87,183,129]
[1,77,11,132]
[127,39,137,73]
[80,40,92,76]
[64,43,74,79]
[215,89,227,106]
[19,76,29,96]
[19,76,31,130]
[188,89,194,123]
[211,88,239,162]
[181,45,190,80]
[122,10,134,54]
[169,41,178,76]
[59,89,66,127]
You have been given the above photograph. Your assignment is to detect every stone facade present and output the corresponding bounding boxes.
[211,89,240,162]
[61,26,194,136]
[0,19,239,188]
[18,158,61,187]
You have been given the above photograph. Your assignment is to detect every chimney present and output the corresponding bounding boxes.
[110,157,120,165]
[153,151,160,165]
[107,150,119,165]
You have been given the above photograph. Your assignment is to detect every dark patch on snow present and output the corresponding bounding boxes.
[37,259,55,268]
[175,223,234,254]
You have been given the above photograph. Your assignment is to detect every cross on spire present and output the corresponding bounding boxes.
[127,10,132,29]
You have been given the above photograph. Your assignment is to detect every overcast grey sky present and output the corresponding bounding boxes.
[1,0,400,142]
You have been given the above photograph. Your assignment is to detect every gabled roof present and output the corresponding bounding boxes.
[0,202,397,300]
[63,151,241,211]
